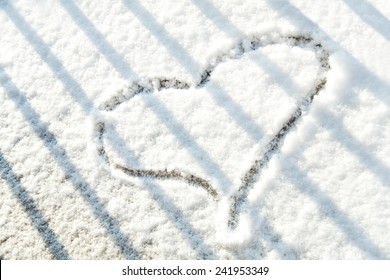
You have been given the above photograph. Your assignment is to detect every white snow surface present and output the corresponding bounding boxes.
[1,0,390,259]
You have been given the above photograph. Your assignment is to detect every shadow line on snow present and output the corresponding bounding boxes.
[58,0,219,259]
[58,0,136,80]
[265,0,389,259]
[98,127,217,259]
[120,0,326,220]
[192,0,388,259]
[2,3,215,259]
[0,66,139,259]
[286,162,386,259]
[266,0,390,107]
[250,210,300,259]
[190,0,244,39]
[319,105,390,189]
[342,0,390,42]
[0,150,69,260]
[4,0,382,260]
[190,0,308,99]
[266,0,390,192]
[121,0,266,143]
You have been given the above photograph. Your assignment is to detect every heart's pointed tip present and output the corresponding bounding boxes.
[215,218,254,249]
[214,198,254,248]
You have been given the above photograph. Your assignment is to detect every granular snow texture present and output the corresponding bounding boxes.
[1,0,390,259]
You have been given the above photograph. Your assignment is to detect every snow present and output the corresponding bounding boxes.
[1,0,390,259]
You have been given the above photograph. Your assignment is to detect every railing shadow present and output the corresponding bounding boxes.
[194,0,389,258]
[342,0,390,42]
[121,0,323,257]
[264,0,389,259]
[2,2,216,258]
[248,53,302,96]
[0,150,69,260]
[266,0,390,107]
[317,104,390,189]
[249,210,299,259]
[0,65,139,259]
[4,0,387,259]
[190,0,303,97]
[190,0,243,39]
[141,95,233,194]
[2,3,93,113]
[58,0,136,80]
[285,161,386,259]
[206,83,265,142]
[105,127,217,259]
[122,0,266,143]
[122,0,199,80]
[266,0,390,189]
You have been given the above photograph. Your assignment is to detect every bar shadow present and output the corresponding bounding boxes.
[342,0,390,42]
[58,0,136,80]
[245,210,300,259]
[266,0,390,107]
[121,0,199,79]
[194,0,389,258]
[2,3,93,113]
[121,0,266,142]
[105,127,217,259]
[190,0,304,97]
[0,66,140,259]
[2,3,216,259]
[190,0,243,38]
[5,0,383,260]
[120,0,321,256]
[265,0,390,189]
[318,105,390,189]
[0,151,69,260]
[264,0,389,259]
[286,161,386,259]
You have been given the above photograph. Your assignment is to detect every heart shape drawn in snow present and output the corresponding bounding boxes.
[93,33,330,238]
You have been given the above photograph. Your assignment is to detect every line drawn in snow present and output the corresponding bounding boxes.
[93,33,330,229]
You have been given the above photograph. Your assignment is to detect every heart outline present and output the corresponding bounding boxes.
[94,33,330,228]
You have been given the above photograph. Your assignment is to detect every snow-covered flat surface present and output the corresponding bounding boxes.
[1,0,390,259]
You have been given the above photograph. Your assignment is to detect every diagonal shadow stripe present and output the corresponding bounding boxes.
[96,35,330,230]
[265,0,390,189]
[264,1,389,258]
[99,126,217,259]
[317,106,390,190]
[121,0,265,142]
[266,0,390,107]
[251,210,300,259]
[2,4,214,258]
[190,0,244,38]
[58,0,136,80]
[142,96,233,195]
[0,66,140,259]
[342,0,390,42]
[190,0,305,99]
[286,161,386,259]
[122,0,200,79]
[193,0,388,257]
[2,3,94,113]
[0,151,70,260]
